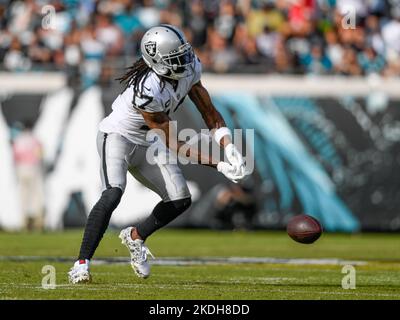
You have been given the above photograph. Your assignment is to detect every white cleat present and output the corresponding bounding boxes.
[119,227,154,279]
[68,259,92,284]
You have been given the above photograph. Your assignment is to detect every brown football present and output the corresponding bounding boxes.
[287,214,323,244]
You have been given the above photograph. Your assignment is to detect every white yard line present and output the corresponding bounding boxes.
[0,256,369,266]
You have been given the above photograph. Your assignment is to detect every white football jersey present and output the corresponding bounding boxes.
[99,56,202,146]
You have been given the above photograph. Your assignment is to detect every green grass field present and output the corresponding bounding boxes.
[0,229,399,300]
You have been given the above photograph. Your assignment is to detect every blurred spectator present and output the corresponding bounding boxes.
[80,23,105,87]
[256,26,280,60]
[274,37,294,73]
[136,0,161,29]
[365,14,385,55]
[382,15,400,61]
[187,181,257,230]
[188,0,207,48]
[12,123,44,231]
[357,46,386,75]
[214,1,236,41]
[336,46,362,75]
[247,2,285,37]
[0,0,399,81]
[208,26,240,73]
[241,34,266,67]
[95,13,123,56]
[324,30,344,70]
[300,43,333,74]
[3,36,32,71]
[64,22,81,81]
[113,2,142,37]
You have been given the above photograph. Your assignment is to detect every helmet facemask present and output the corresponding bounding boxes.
[162,42,194,73]
[150,43,195,80]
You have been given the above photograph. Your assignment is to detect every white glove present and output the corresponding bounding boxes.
[217,162,245,183]
[225,143,245,176]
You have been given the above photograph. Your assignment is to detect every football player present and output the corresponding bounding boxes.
[68,25,246,283]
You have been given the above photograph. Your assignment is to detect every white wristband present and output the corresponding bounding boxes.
[214,127,232,145]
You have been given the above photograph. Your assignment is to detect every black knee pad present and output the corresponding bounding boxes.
[154,197,192,223]
[171,197,192,212]
[98,187,123,212]
[136,197,192,240]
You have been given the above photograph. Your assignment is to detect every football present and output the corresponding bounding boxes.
[287,214,323,244]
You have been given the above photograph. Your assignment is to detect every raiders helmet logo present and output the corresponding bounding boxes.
[144,41,157,57]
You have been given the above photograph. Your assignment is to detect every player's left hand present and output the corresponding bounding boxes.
[225,143,245,177]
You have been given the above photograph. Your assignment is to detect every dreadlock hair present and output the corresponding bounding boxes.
[116,57,168,98]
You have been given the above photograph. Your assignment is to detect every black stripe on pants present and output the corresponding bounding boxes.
[102,133,111,189]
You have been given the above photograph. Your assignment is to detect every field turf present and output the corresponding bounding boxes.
[0,229,399,300]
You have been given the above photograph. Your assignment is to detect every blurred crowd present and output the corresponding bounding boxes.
[1,0,400,87]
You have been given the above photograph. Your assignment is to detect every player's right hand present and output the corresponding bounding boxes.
[217,161,245,183]
[224,143,245,177]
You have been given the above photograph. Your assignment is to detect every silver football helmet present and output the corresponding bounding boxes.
[141,24,195,80]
